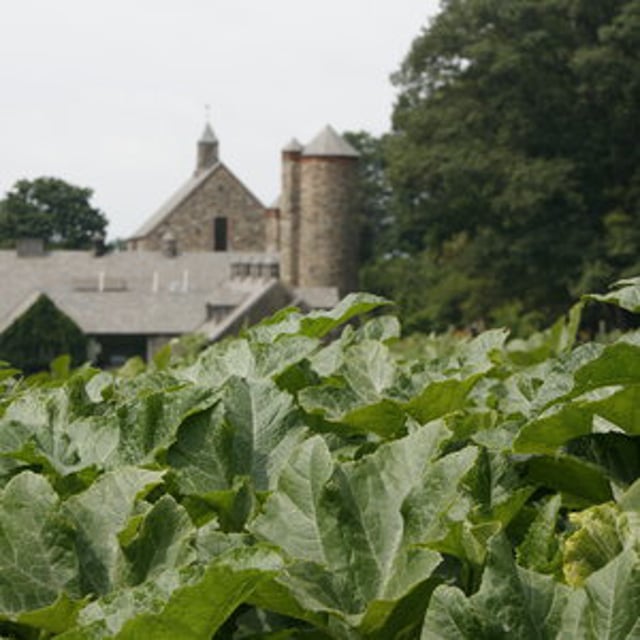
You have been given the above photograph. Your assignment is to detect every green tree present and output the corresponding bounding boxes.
[343,131,395,264]
[377,0,640,331]
[0,177,108,249]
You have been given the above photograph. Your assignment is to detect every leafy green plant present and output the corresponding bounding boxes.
[1,285,640,638]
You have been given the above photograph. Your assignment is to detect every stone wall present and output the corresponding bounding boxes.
[138,165,267,253]
[298,156,359,295]
[264,207,281,254]
[279,149,302,285]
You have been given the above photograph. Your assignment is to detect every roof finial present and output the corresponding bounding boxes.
[205,103,211,123]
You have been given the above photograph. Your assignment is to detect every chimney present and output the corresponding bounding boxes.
[16,237,45,258]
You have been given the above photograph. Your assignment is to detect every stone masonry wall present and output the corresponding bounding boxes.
[298,156,359,295]
[279,150,301,286]
[139,165,266,252]
[265,208,281,254]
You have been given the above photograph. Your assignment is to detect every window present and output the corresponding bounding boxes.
[213,216,228,251]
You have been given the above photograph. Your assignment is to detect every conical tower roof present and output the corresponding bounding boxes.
[302,125,359,158]
[282,137,304,153]
[199,122,218,144]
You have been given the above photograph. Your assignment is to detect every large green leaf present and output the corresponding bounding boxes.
[584,277,640,313]
[0,472,82,633]
[508,334,640,434]
[300,393,406,440]
[516,454,613,508]
[168,377,306,495]
[63,467,164,595]
[252,334,320,380]
[421,536,570,639]
[221,377,306,490]
[246,293,391,344]
[299,293,391,338]
[402,447,481,547]
[299,330,506,438]
[181,338,256,387]
[228,606,334,639]
[559,548,640,638]
[0,381,112,478]
[0,379,216,480]
[572,336,640,393]
[405,376,482,425]
[59,546,283,640]
[565,433,640,489]
[514,385,640,454]
[300,339,408,438]
[403,447,532,571]
[405,329,508,423]
[120,495,196,586]
[166,403,231,495]
[308,316,400,380]
[114,384,216,466]
[250,424,467,636]
[513,343,604,417]
[516,495,562,575]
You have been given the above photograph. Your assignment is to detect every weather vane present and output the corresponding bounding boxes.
[205,103,211,123]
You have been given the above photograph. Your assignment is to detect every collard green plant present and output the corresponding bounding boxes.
[1,285,640,638]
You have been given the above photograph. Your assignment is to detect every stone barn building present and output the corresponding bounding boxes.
[128,124,267,254]
[0,122,361,365]
[128,122,360,298]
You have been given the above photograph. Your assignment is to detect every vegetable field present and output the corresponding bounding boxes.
[1,279,640,639]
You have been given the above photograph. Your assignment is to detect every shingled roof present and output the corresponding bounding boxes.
[0,250,276,335]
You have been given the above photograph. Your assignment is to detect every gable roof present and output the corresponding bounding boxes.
[198,279,291,341]
[130,161,266,241]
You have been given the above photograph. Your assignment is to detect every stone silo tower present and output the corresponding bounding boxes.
[297,125,359,295]
[279,138,303,285]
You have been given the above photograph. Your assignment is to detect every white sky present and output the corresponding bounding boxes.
[0,1,440,240]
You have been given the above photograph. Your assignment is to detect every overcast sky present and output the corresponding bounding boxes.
[1,1,440,239]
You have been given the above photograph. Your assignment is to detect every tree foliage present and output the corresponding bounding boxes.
[0,177,108,249]
[362,0,640,333]
[343,131,395,264]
